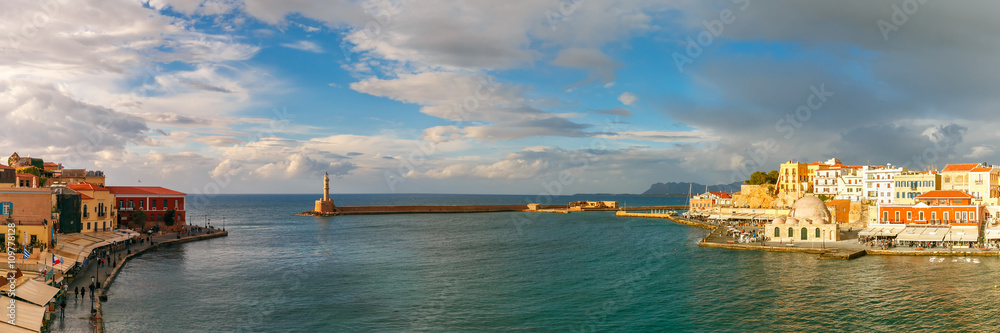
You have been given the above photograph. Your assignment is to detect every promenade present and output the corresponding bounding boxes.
[49,227,226,333]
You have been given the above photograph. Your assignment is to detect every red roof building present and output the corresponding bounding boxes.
[15,173,38,188]
[942,164,980,172]
[880,190,983,226]
[106,186,187,232]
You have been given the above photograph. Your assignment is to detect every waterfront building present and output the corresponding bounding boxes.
[878,190,982,225]
[16,172,39,188]
[107,186,187,231]
[863,164,906,204]
[315,172,336,213]
[893,172,941,205]
[570,201,620,210]
[0,164,14,188]
[68,182,117,232]
[778,161,810,197]
[814,167,842,196]
[53,169,106,186]
[0,187,54,249]
[765,196,840,243]
[690,192,731,211]
[835,167,865,201]
[967,166,1000,205]
[940,163,983,192]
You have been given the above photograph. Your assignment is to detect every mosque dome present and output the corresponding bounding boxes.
[785,217,799,225]
[789,196,832,224]
[773,216,786,225]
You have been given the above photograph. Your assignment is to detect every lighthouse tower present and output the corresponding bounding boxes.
[314,172,336,213]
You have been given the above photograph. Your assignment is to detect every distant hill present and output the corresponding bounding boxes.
[641,181,744,196]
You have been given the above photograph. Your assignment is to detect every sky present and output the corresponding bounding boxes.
[1,0,998,195]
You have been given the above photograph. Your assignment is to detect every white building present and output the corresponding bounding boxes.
[835,167,865,201]
[863,164,907,204]
[814,167,842,196]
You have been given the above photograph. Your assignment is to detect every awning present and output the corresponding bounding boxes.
[875,227,905,237]
[0,322,37,333]
[945,228,980,242]
[858,227,879,237]
[896,227,948,242]
[52,256,77,273]
[986,229,1000,240]
[13,279,60,307]
[0,296,44,332]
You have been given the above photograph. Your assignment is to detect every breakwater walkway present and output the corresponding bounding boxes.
[50,228,228,333]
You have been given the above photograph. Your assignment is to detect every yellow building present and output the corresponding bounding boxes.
[0,188,54,249]
[68,182,117,232]
[778,161,810,196]
[968,167,1000,205]
[940,163,981,192]
[894,172,941,205]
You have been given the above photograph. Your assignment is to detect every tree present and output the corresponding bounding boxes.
[131,209,147,230]
[163,210,176,227]
[746,170,780,185]
[15,166,41,177]
[766,170,779,184]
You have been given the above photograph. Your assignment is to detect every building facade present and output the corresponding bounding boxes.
[0,188,54,249]
[778,161,810,196]
[940,163,982,192]
[835,167,865,201]
[967,167,1000,205]
[690,192,732,211]
[107,186,186,231]
[67,182,117,233]
[893,172,941,205]
[864,165,906,204]
[878,190,983,226]
[765,196,840,243]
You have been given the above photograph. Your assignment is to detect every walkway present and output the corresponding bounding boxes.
[50,227,221,333]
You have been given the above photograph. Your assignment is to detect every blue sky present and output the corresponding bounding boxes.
[3,0,999,194]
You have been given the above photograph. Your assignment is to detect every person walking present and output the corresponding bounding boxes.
[75,287,79,299]
[81,287,86,299]
[60,301,66,318]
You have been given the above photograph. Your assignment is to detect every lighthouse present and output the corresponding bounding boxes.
[314,172,336,214]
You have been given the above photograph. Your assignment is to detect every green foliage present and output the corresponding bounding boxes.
[131,209,147,229]
[16,166,41,177]
[164,210,176,226]
[6,155,14,168]
[817,194,832,202]
[39,177,48,187]
[30,158,43,170]
[745,170,780,185]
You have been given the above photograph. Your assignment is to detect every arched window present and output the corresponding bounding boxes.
[788,227,794,238]
[815,228,821,238]
[800,228,808,240]
[774,227,780,237]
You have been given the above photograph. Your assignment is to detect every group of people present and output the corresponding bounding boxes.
[858,236,895,249]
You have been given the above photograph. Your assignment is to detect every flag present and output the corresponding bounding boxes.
[22,246,30,259]
[53,254,61,265]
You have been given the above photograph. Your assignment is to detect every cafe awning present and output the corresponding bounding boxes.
[895,227,948,242]
[985,229,1000,240]
[858,227,879,237]
[0,296,44,332]
[875,227,905,237]
[945,228,980,242]
[13,279,60,307]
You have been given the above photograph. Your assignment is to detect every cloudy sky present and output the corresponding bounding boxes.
[2,0,997,194]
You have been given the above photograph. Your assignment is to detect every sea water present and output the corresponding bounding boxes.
[102,194,1000,332]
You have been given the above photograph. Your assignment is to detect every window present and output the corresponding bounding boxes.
[815,228,821,238]
[895,211,900,222]
[119,200,124,208]
[86,222,90,230]
[83,204,89,218]
[139,200,144,208]
[801,228,808,241]
[944,212,949,221]
[128,200,134,208]
[788,227,794,238]
[152,200,156,209]
[883,211,889,222]
[932,212,937,220]
[906,212,912,220]
[919,211,924,220]
[774,227,780,237]
[963,211,968,220]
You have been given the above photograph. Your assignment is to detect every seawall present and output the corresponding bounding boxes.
[95,231,229,333]
[303,205,689,216]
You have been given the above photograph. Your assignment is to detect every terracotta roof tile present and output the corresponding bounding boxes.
[105,186,186,196]
[67,182,109,191]
[943,164,980,172]
[916,190,974,199]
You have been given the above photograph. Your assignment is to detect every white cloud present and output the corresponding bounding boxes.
[966,146,995,159]
[618,92,637,106]
[280,40,323,53]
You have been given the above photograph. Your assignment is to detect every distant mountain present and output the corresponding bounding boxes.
[641,181,744,196]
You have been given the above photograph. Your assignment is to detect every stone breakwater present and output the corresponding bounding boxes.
[94,231,229,333]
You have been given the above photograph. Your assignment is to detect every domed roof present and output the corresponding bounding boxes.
[773,216,786,225]
[785,217,798,225]
[812,218,828,225]
[789,196,832,223]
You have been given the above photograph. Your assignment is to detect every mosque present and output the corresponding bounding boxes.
[765,196,840,243]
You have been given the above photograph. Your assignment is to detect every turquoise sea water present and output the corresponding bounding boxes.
[102,194,1000,332]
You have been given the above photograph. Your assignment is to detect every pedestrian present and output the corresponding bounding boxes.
[81,287,86,299]
[60,301,66,318]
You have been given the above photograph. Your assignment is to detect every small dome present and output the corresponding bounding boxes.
[812,218,828,225]
[789,196,832,221]
[773,216,786,225]
[785,217,799,225]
